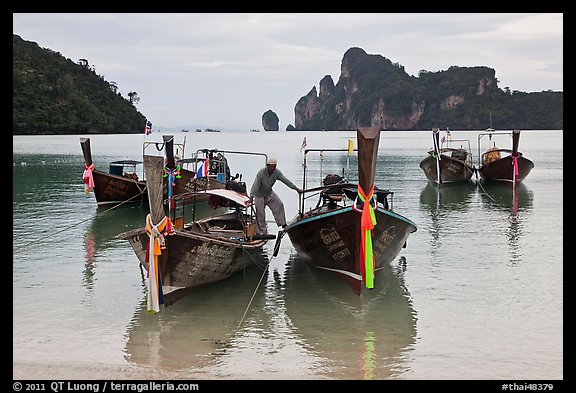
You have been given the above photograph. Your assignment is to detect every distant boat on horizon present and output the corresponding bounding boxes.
[205,128,221,132]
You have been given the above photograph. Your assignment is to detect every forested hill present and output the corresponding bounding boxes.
[13,34,147,135]
[293,47,563,131]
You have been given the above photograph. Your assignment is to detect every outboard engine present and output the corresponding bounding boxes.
[321,174,345,207]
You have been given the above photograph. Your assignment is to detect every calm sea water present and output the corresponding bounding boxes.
[13,130,563,380]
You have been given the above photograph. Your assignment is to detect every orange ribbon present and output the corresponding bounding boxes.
[144,214,174,313]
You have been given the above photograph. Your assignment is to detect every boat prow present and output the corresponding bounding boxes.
[419,128,476,186]
[477,130,534,183]
[284,127,417,294]
[121,153,269,310]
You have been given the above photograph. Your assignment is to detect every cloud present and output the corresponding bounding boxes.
[13,13,563,130]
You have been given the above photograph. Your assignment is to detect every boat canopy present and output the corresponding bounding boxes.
[172,188,253,207]
[109,160,143,165]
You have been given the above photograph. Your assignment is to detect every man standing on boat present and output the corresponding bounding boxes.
[250,157,302,235]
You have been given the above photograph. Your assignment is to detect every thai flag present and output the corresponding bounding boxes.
[196,159,209,178]
[300,137,307,152]
[144,120,152,135]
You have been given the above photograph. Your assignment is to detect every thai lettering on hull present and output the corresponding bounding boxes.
[320,225,351,262]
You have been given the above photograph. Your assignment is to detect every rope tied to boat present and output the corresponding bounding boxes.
[144,214,175,313]
[354,184,377,289]
[82,163,95,193]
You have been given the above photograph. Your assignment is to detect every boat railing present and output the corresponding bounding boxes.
[300,148,358,215]
[298,147,394,215]
[477,130,519,168]
[140,135,187,181]
[480,148,523,163]
[108,160,144,181]
[441,138,472,152]
[142,136,186,160]
[192,149,268,184]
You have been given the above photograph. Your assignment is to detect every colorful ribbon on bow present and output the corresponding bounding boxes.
[83,163,95,193]
[356,184,377,289]
[511,154,519,179]
[163,164,181,214]
[144,214,175,313]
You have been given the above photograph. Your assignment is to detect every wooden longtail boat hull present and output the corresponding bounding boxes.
[285,127,417,294]
[286,205,416,294]
[91,169,147,205]
[479,155,534,183]
[419,154,475,185]
[122,226,266,305]
[80,136,222,206]
[121,155,268,309]
[89,165,207,205]
[420,130,475,185]
[477,130,534,183]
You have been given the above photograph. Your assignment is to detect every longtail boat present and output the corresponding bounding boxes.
[121,154,270,311]
[283,127,417,294]
[419,128,476,185]
[80,135,193,206]
[80,136,236,207]
[81,137,148,205]
[477,130,534,183]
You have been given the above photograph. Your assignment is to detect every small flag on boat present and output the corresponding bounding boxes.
[196,158,209,178]
[300,137,307,152]
[144,120,152,135]
[348,139,354,155]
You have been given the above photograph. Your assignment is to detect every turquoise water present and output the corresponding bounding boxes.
[13,130,562,380]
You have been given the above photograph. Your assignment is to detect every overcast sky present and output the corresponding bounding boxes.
[13,13,563,131]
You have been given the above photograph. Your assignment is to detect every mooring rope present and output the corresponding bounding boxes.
[233,259,271,332]
[13,187,147,252]
[476,179,497,203]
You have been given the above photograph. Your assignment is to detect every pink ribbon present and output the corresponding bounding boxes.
[83,164,95,192]
[511,154,519,177]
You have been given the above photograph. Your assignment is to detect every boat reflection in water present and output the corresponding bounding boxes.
[478,180,534,214]
[478,181,534,264]
[86,205,149,249]
[123,253,269,372]
[281,253,417,379]
[82,205,149,297]
[123,248,417,379]
[419,181,478,252]
[419,181,477,213]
